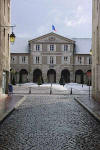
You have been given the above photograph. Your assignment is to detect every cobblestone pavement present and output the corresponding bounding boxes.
[0,95,100,150]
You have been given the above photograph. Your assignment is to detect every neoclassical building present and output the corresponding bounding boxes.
[92,0,100,101]
[11,32,92,84]
[0,0,11,96]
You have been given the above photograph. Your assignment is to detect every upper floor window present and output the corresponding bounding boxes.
[22,56,26,63]
[50,56,54,64]
[11,56,17,64]
[64,56,68,61]
[62,56,70,64]
[50,45,54,51]
[36,56,40,64]
[19,56,28,64]
[78,56,82,64]
[87,57,91,65]
[11,56,15,63]
[64,45,68,51]
[36,45,40,51]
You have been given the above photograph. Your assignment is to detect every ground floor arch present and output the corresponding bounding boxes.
[47,69,56,83]
[33,69,43,83]
[75,70,84,84]
[60,69,70,83]
[19,69,28,83]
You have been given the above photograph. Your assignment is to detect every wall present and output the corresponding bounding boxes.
[0,0,10,96]
[92,0,100,101]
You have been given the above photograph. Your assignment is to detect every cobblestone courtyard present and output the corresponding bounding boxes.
[0,95,100,150]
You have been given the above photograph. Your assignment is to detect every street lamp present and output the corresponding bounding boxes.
[10,31,16,43]
[0,25,16,43]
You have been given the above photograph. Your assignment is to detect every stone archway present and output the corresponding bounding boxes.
[47,69,56,83]
[19,69,28,83]
[33,69,43,83]
[60,69,70,83]
[75,70,84,84]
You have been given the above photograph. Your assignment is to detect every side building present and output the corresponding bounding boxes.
[10,32,92,84]
[0,0,11,97]
[92,0,100,100]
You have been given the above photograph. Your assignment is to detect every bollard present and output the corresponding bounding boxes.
[50,87,52,95]
[70,88,72,95]
[29,87,31,94]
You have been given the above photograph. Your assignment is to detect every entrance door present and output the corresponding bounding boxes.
[47,69,56,83]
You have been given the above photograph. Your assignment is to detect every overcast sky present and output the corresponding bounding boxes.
[11,0,92,38]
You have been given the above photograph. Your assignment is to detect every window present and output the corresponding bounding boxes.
[50,56,54,64]
[36,56,40,64]
[22,56,26,63]
[36,45,40,51]
[29,43,31,51]
[78,56,82,64]
[64,56,68,61]
[11,56,16,64]
[64,45,68,51]
[11,56,15,63]
[50,45,54,51]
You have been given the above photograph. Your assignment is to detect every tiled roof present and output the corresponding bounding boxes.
[72,38,92,54]
[10,38,30,53]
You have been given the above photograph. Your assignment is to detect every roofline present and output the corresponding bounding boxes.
[28,32,75,43]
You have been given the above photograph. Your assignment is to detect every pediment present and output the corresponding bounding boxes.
[29,32,75,44]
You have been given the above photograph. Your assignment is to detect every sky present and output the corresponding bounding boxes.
[11,0,92,39]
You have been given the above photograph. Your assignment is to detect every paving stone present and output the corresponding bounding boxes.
[0,95,100,150]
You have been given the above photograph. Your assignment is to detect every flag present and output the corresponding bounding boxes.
[52,25,56,32]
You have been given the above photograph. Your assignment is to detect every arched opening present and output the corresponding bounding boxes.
[60,69,70,83]
[47,69,56,83]
[33,69,43,83]
[75,70,84,84]
[19,69,28,83]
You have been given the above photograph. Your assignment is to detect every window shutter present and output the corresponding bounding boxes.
[34,44,36,51]
[68,45,70,51]
[47,56,50,64]
[54,45,56,51]
[40,44,42,51]
[62,56,64,64]
[68,57,70,64]
[25,56,28,64]
[40,56,42,64]
[87,57,89,64]
[61,44,64,52]
[33,56,36,64]
[82,57,84,65]
[75,56,78,65]
[19,56,22,64]
[54,56,56,64]
[47,45,50,51]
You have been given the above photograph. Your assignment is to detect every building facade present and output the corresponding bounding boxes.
[92,0,100,101]
[0,0,10,97]
[11,32,92,84]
